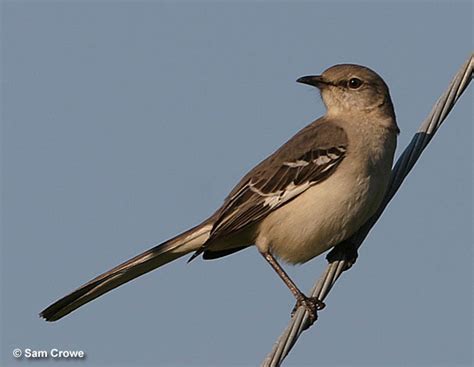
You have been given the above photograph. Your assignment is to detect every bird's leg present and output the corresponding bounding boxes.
[261,251,325,326]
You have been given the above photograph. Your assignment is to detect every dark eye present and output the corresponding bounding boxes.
[348,78,363,89]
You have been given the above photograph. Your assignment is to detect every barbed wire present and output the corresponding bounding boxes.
[262,53,473,367]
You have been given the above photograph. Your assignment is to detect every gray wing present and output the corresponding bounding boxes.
[190,118,348,260]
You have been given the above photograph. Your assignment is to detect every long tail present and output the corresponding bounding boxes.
[40,222,212,321]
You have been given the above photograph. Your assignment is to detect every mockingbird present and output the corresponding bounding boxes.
[40,64,399,324]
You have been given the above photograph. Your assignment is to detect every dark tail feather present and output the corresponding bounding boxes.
[40,223,210,321]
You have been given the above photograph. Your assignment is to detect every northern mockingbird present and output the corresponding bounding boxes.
[40,64,399,325]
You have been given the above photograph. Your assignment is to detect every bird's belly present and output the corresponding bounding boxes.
[256,167,387,264]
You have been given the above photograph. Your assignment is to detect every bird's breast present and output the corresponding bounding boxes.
[256,133,395,264]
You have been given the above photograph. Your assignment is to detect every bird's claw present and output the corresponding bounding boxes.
[291,296,325,328]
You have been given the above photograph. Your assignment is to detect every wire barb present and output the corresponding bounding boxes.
[262,53,473,367]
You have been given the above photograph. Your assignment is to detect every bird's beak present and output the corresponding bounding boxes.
[296,75,329,88]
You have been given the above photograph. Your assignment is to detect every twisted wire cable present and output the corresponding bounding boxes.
[262,53,473,367]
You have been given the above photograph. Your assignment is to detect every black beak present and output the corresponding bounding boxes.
[296,75,329,88]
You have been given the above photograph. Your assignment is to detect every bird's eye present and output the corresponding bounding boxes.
[348,78,363,89]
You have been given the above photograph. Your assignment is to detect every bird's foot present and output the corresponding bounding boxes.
[326,239,358,271]
[291,295,325,328]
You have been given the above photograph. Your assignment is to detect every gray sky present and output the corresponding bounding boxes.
[1,1,472,366]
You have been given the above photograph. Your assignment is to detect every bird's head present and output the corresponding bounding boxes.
[297,64,395,118]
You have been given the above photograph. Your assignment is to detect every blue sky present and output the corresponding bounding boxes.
[2,1,472,366]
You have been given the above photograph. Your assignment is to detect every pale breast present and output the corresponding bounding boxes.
[256,124,396,264]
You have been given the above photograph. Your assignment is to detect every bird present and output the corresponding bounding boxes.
[40,64,399,324]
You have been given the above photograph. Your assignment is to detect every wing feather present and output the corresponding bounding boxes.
[191,118,348,259]
[211,146,346,236]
